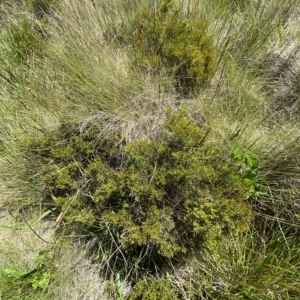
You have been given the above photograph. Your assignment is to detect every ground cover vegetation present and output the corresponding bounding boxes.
[0,0,300,298]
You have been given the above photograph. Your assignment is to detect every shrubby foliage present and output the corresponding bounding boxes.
[19,110,253,265]
[127,277,179,300]
[106,0,216,94]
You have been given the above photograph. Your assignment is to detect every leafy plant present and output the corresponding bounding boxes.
[231,148,267,197]
[2,250,55,298]
[127,276,179,300]
[19,110,253,271]
[106,0,216,94]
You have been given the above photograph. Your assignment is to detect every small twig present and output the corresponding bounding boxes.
[148,161,157,187]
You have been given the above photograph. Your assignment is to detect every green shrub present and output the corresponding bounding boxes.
[107,0,216,94]
[127,277,179,300]
[19,110,253,267]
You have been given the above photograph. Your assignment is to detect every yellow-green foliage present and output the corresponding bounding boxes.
[19,110,252,264]
[127,277,179,300]
[1,250,56,298]
[108,0,216,93]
